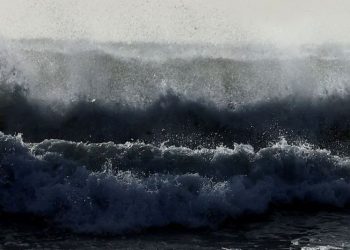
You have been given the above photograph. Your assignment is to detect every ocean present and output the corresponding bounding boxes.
[0,39,350,249]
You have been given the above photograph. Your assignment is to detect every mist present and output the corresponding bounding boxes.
[1,0,350,46]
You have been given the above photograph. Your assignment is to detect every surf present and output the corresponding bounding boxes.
[1,39,350,234]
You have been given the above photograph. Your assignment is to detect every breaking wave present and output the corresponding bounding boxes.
[1,133,350,234]
[1,84,350,153]
[1,39,350,234]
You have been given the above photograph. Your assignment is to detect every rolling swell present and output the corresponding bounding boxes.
[1,133,350,233]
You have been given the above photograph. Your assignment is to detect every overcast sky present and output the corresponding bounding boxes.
[1,0,350,45]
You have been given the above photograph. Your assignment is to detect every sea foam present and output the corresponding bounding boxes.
[0,133,349,234]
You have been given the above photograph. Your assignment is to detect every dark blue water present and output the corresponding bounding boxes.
[1,40,350,248]
[1,210,350,249]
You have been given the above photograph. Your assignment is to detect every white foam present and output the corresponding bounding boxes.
[0,133,350,233]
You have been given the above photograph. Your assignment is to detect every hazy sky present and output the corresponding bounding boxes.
[1,0,350,45]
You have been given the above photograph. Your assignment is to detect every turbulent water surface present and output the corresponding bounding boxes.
[1,39,350,249]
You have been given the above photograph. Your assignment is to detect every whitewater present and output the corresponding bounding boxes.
[1,39,350,248]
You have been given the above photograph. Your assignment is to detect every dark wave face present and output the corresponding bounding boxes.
[2,133,350,234]
[3,86,350,154]
[1,39,350,234]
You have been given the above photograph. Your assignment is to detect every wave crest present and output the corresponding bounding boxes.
[0,133,350,233]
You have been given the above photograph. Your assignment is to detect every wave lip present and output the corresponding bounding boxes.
[0,133,350,234]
